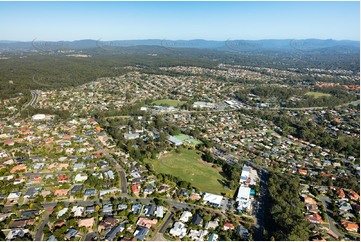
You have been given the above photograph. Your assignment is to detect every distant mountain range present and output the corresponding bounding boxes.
[0,39,359,53]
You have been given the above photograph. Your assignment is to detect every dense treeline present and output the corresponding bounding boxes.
[0,52,217,100]
[265,172,310,241]
[257,110,360,158]
[1,46,359,101]
[236,85,356,108]
[236,86,305,103]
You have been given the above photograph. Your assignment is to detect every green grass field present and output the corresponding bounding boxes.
[305,92,331,98]
[173,134,202,145]
[152,99,186,107]
[147,149,233,195]
[173,134,190,141]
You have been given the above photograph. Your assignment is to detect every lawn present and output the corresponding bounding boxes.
[152,99,186,107]
[147,149,233,196]
[305,92,331,98]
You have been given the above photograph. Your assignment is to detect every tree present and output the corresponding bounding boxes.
[0,230,5,241]
[265,172,310,241]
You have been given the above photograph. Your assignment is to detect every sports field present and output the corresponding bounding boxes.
[147,149,233,195]
[152,99,186,107]
[305,92,331,98]
[173,134,202,145]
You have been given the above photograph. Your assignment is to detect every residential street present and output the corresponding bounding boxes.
[319,195,343,239]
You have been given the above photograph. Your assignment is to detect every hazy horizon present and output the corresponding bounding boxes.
[0,38,360,42]
[0,1,359,41]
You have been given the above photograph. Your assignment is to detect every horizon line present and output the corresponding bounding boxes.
[0,38,360,42]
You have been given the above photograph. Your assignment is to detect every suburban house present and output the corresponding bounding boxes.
[84,189,96,197]
[223,222,235,231]
[156,206,164,218]
[306,213,324,224]
[208,233,219,241]
[105,223,126,241]
[136,217,158,229]
[70,185,83,195]
[169,222,187,238]
[58,174,69,183]
[134,225,149,240]
[57,208,69,218]
[77,217,94,229]
[205,220,219,230]
[102,204,113,214]
[237,224,249,240]
[203,193,223,207]
[132,204,142,214]
[74,174,88,182]
[132,183,141,195]
[54,189,68,196]
[341,221,359,232]
[348,190,359,201]
[192,214,203,226]
[7,192,21,203]
[179,211,192,223]
[98,217,119,231]
[65,228,79,240]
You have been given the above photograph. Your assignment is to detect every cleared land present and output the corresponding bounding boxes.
[152,99,186,107]
[305,92,331,98]
[147,149,233,195]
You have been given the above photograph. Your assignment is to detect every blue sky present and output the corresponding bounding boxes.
[0,1,359,41]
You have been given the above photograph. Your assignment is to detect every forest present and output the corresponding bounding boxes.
[0,45,359,102]
[265,172,310,241]
[236,85,357,108]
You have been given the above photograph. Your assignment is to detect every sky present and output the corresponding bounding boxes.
[0,1,359,41]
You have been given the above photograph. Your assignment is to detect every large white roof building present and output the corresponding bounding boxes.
[236,186,252,211]
[203,193,223,207]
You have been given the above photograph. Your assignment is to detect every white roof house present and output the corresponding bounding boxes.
[7,192,21,200]
[203,193,223,207]
[239,166,250,184]
[99,189,118,197]
[169,222,187,238]
[105,170,114,180]
[32,114,46,121]
[193,102,215,109]
[156,206,164,218]
[179,211,193,222]
[6,229,30,240]
[71,206,84,217]
[188,229,209,241]
[57,208,69,218]
[236,186,252,211]
[73,163,85,171]
[124,133,140,140]
[74,174,88,182]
